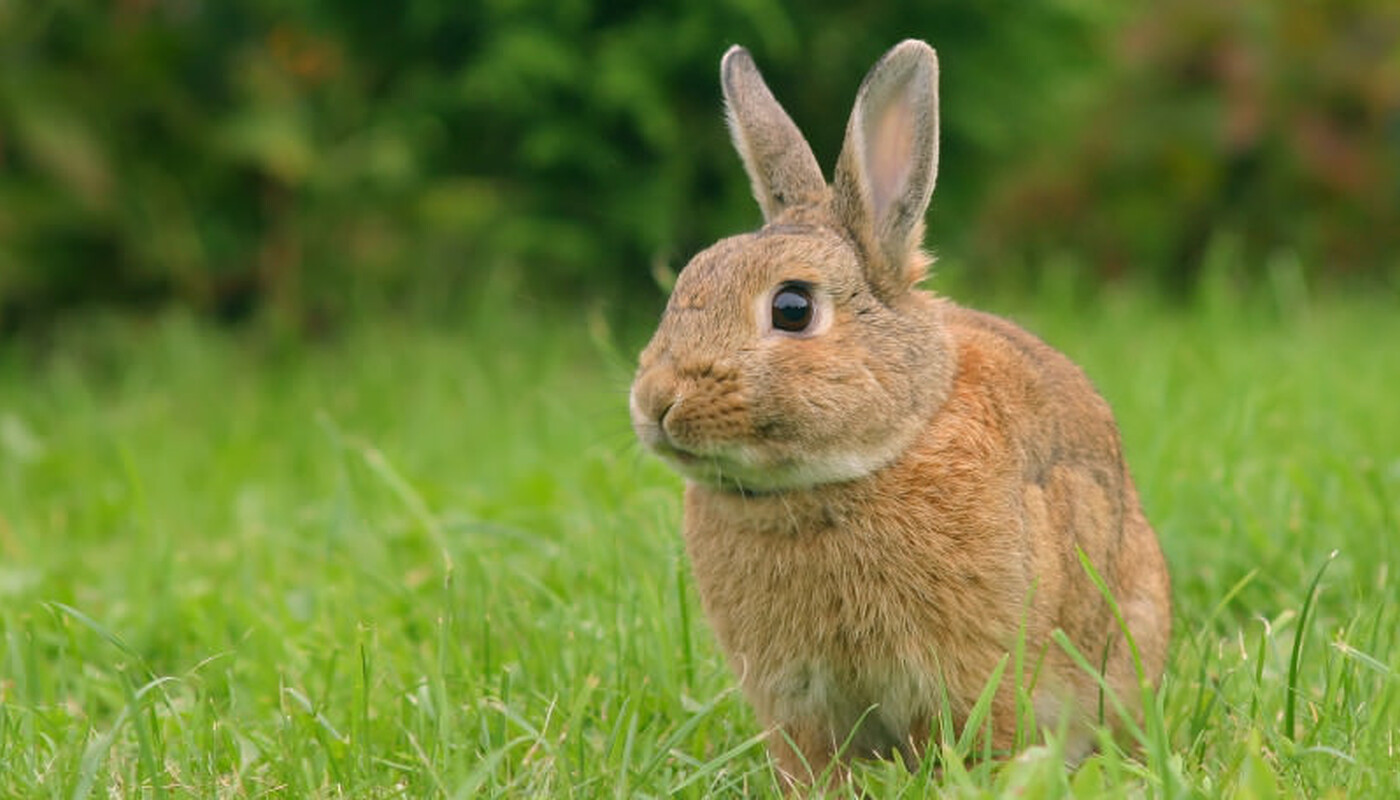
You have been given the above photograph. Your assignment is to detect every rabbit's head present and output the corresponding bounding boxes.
[631,41,953,493]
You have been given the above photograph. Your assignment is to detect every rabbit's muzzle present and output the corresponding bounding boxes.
[631,360,750,462]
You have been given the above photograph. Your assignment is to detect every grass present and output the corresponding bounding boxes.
[0,280,1396,797]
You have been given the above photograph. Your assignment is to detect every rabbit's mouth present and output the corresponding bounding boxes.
[653,438,828,495]
[656,439,701,466]
[652,437,738,479]
[646,433,769,490]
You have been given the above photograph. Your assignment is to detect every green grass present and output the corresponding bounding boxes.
[0,284,1396,797]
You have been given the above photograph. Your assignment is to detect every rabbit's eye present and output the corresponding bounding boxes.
[771,284,814,332]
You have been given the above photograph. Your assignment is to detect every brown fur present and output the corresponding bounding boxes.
[629,40,1171,789]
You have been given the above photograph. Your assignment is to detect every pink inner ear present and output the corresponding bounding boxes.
[865,99,915,225]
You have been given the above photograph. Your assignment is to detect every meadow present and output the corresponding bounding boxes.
[0,277,1396,797]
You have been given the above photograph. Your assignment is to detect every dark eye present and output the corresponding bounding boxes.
[771,284,814,333]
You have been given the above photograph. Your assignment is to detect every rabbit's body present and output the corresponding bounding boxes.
[630,40,1170,785]
[683,302,1169,775]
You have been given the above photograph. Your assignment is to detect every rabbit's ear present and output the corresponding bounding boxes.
[833,40,939,301]
[722,46,827,222]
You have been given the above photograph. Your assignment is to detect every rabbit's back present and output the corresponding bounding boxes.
[941,304,1171,713]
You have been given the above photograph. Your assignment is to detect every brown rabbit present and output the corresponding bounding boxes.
[629,40,1171,787]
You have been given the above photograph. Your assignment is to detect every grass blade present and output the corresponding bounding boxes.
[1285,550,1338,742]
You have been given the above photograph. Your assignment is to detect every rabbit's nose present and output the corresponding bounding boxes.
[630,370,679,432]
[659,398,693,448]
[657,399,676,428]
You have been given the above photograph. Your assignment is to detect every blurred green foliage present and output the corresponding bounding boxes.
[0,0,1396,329]
[977,0,1400,294]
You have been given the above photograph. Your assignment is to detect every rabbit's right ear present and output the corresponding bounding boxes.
[722,46,827,222]
[832,40,940,302]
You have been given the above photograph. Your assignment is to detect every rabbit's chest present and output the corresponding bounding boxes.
[683,504,956,735]
[682,490,987,660]
[686,511,931,654]
[682,481,1025,748]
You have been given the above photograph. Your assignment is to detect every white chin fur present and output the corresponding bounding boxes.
[671,440,905,493]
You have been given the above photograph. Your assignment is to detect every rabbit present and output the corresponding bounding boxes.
[629,39,1171,788]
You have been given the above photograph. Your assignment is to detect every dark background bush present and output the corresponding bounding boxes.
[1,0,1396,331]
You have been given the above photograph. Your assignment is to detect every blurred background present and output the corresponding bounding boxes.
[2,0,1397,334]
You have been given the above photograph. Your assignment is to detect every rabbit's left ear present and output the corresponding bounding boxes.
[722,46,828,222]
[833,40,939,301]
